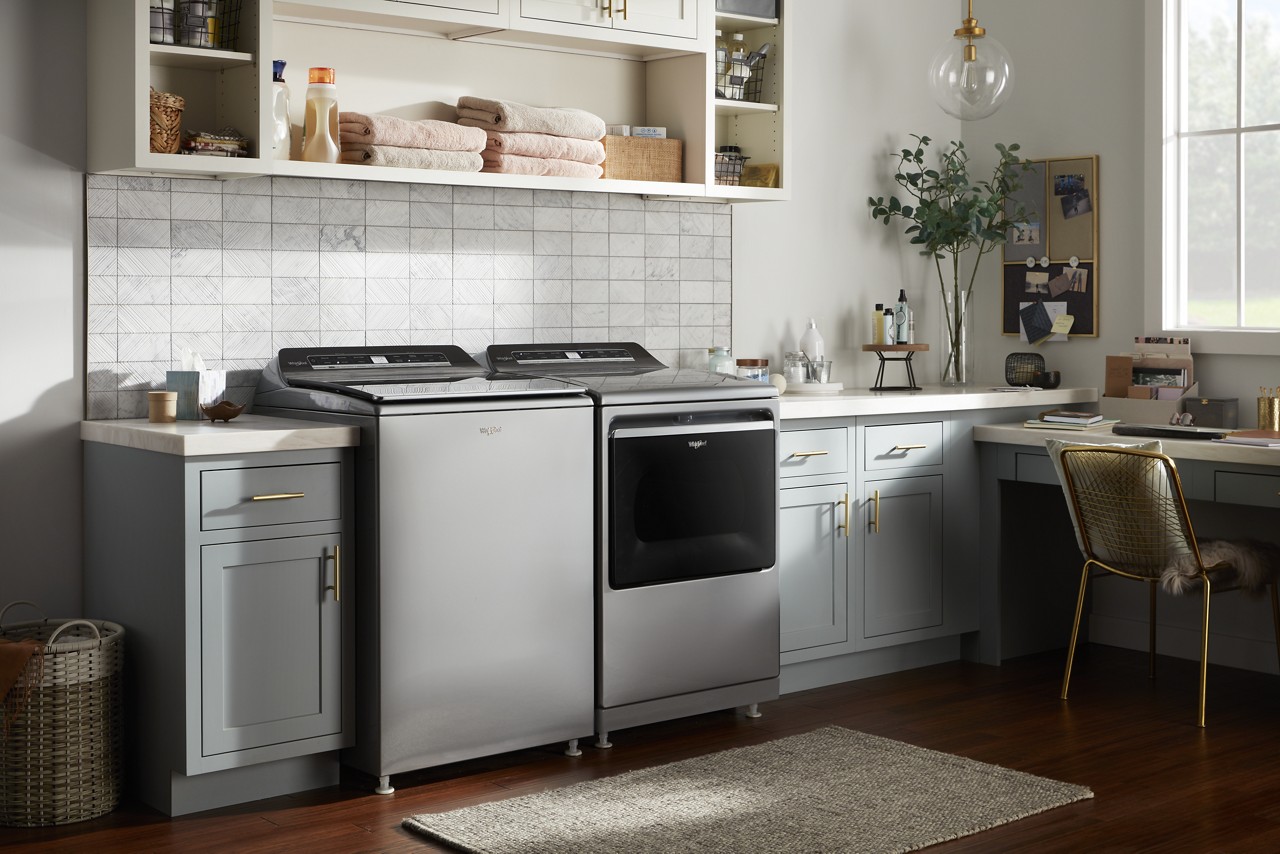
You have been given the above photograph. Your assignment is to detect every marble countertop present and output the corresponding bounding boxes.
[81,414,360,457]
[779,385,1097,420]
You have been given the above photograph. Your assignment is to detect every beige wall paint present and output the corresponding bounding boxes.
[0,1,87,615]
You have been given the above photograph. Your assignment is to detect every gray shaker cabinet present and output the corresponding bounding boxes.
[83,436,354,816]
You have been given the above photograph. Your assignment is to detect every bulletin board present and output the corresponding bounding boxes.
[1001,155,1099,340]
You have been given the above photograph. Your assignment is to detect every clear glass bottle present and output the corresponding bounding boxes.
[708,346,735,376]
[714,30,728,90]
[784,351,808,384]
[302,66,340,164]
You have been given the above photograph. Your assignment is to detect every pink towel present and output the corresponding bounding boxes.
[457,96,605,141]
[480,151,603,179]
[341,144,484,172]
[484,131,605,165]
[337,112,487,152]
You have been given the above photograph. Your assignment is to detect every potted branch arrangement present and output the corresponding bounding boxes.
[868,135,1029,385]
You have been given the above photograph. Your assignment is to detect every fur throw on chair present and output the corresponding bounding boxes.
[1161,539,1280,596]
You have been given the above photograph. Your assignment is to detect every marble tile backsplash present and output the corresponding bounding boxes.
[85,174,733,420]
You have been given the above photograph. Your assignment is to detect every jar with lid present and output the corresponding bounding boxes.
[708,346,735,375]
[784,351,808,384]
[736,358,769,382]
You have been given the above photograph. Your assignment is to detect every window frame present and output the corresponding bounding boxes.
[1146,0,1280,355]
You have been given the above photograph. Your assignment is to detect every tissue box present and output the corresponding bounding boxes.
[167,369,227,420]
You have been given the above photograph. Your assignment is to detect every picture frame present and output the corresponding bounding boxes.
[1001,155,1099,338]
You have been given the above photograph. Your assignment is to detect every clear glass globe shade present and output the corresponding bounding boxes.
[928,34,1014,121]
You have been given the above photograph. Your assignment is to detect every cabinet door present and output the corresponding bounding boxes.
[779,483,849,653]
[200,534,344,756]
[861,475,943,640]
[519,0,609,28]
[614,0,697,39]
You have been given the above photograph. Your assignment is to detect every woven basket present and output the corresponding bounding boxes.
[149,87,185,154]
[602,135,683,183]
[0,602,124,827]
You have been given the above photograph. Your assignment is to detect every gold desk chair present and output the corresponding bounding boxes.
[1056,445,1280,727]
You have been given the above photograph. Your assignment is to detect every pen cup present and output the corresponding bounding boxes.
[1259,397,1280,430]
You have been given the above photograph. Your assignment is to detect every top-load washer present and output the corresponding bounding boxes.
[255,345,595,794]
[485,343,780,747]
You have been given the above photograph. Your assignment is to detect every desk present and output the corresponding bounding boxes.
[972,424,1280,668]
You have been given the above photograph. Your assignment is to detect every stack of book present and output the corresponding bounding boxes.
[1024,409,1120,431]
[1214,429,1280,447]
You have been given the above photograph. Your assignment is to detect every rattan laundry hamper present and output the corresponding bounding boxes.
[0,602,124,827]
[149,86,185,154]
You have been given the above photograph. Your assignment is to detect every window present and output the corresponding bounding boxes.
[1161,0,1280,342]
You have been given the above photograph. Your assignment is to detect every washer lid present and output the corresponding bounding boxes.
[485,342,666,376]
[277,345,486,385]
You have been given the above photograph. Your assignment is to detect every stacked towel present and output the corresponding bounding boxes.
[457,96,606,179]
[338,112,486,172]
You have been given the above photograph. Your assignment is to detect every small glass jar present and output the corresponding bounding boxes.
[735,358,769,382]
[708,346,735,375]
[784,351,808,384]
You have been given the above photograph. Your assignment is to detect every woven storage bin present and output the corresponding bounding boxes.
[0,602,124,827]
[602,135,683,183]
[149,87,185,154]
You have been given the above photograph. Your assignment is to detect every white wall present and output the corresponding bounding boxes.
[733,1,962,388]
[0,1,87,616]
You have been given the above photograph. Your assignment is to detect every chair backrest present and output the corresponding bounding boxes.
[1057,446,1201,578]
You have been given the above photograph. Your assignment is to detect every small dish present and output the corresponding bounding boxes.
[201,400,246,422]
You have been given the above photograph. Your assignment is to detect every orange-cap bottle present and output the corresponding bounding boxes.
[302,67,340,163]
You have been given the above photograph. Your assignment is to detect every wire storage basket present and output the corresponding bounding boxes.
[714,147,749,186]
[0,602,124,827]
[150,0,243,50]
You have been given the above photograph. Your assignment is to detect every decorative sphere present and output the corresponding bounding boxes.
[928,34,1014,121]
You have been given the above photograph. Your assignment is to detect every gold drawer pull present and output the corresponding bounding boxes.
[837,492,850,537]
[870,489,880,533]
[893,444,927,451]
[790,450,830,459]
[251,492,305,501]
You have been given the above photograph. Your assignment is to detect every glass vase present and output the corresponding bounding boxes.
[939,286,974,386]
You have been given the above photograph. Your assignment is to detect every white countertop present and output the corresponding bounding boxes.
[975,422,1280,466]
[81,415,360,457]
[779,385,1097,420]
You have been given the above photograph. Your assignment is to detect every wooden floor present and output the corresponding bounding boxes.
[7,645,1280,853]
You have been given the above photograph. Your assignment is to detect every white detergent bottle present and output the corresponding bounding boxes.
[799,318,824,361]
[270,60,292,160]
[301,66,340,164]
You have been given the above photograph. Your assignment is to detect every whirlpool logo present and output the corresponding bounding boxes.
[688,439,708,449]
[479,426,502,436]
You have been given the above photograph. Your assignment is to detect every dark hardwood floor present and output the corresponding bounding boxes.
[6,645,1280,853]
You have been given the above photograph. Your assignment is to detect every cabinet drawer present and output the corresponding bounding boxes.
[780,428,848,478]
[1215,471,1280,508]
[201,463,342,531]
[863,422,944,471]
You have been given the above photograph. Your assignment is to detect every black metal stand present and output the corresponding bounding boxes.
[863,345,927,391]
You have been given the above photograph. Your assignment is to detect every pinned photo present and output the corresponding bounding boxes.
[1060,189,1092,219]
[1011,222,1041,245]
[1025,271,1050,294]
[1054,174,1085,195]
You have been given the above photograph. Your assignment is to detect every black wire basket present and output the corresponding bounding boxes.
[1004,352,1046,386]
[150,0,242,51]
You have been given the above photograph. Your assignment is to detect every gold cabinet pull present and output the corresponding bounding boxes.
[789,450,829,459]
[836,492,850,537]
[324,545,341,602]
[893,444,927,452]
[602,0,612,17]
[618,0,627,19]
[870,489,881,533]
[251,492,305,501]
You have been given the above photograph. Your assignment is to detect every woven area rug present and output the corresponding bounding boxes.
[402,726,1092,853]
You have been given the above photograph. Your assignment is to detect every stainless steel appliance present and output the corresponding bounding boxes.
[254,345,594,794]
[485,343,780,747]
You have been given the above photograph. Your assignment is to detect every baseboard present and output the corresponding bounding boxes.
[1087,614,1279,675]
[779,637,963,694]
